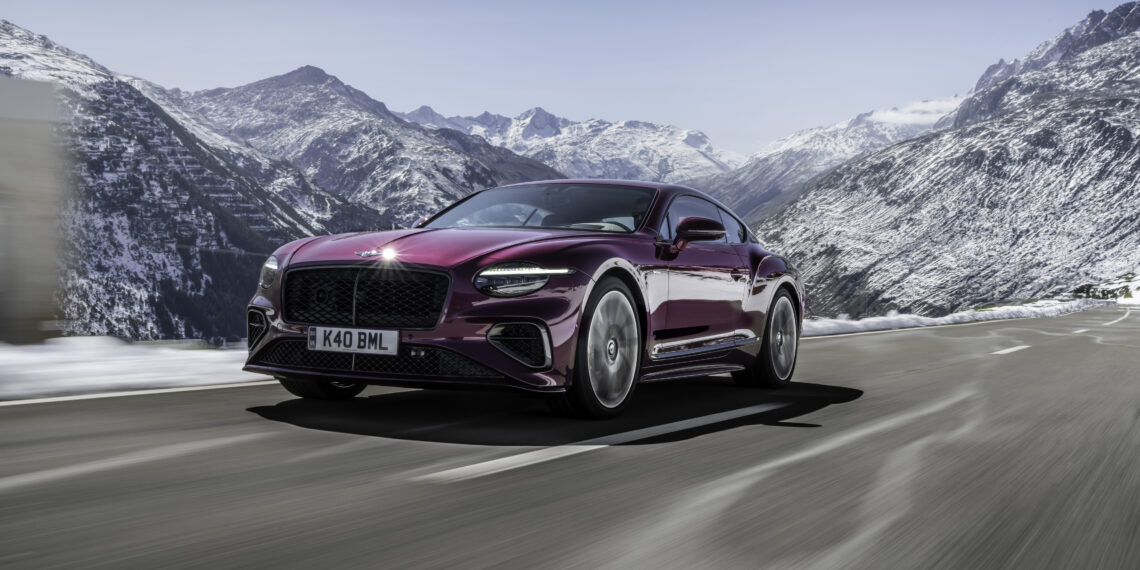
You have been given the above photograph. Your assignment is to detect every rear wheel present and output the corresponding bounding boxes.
[553,277,642,419]
[278,377,366,400]
[734,289,798,388]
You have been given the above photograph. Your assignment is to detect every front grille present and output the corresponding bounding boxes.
[247,310,268,349]
[254,339,502,379]
[488,322,550,368]
[283,267,449,329]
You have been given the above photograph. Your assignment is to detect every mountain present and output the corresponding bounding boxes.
[0,20,379,340]
[398,106,743,183]
[755,7,1140,318]
[183,67,562,226]
[697,97,962,224]
[939,2,1140,128]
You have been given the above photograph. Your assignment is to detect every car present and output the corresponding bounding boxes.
[244,179,804,418]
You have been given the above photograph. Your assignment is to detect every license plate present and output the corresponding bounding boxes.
[308,326,399,355]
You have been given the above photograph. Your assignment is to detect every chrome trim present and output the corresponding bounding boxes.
[487,321,553,369]
[650,329,757,360]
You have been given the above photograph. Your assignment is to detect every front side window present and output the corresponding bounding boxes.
[718,208,747,244]
[425,184,657,234]
[665,196,728,244]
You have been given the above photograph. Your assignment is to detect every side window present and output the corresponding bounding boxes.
[718,208,747,244]
[667,196,727,244]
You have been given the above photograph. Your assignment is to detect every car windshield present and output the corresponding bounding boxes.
[423,183,657,233]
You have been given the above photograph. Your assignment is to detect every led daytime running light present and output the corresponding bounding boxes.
[477,267,573,276]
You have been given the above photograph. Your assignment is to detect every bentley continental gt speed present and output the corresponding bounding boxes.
[244,180,804,418]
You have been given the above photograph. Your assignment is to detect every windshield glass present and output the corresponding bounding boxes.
[423,183,657,233]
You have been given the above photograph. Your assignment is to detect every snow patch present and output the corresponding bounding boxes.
[803,299,1107,337]
[0,337,260,400]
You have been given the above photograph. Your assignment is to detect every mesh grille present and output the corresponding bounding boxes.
[247,310,267,349]
[488,323,548,367]
[254,339,502,379]
[283,267,448,329]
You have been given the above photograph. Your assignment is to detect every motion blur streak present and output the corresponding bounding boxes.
[0,433,268,493]
[416,403,787,482]
[0,77,67,345]
[607,386,980,568]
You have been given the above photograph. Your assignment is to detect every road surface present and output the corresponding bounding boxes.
[1,305,1137,568]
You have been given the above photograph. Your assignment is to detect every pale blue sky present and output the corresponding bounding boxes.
[3,0,1114,153]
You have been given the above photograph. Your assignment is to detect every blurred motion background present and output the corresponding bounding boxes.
[0,77,65,345]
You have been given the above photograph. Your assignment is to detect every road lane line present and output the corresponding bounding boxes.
[992,345,1030,355]
[0,433,268,493]
[1103,308,1132,327]
[1073,329,1089,334]
[0,380,279,407]
[414,403,788,483]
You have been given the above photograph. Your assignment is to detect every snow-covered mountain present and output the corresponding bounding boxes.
[698,97,962,224]
[756,8,1140,318]
[0,20,385,340]
[398,106,743,183]
[183,68,562,226]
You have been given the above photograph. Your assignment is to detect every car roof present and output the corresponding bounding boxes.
[489,179,738,219]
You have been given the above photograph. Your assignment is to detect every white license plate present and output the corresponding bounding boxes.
[308,326,399,355]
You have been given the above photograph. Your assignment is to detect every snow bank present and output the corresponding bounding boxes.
[0,336,259,400]
[803,299,1109,337]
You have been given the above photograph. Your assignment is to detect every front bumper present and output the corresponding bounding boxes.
[244,265,592,393]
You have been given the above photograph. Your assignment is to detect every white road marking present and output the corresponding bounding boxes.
[1073,329,1089,334]
[0,433,268,493]
[605,386,980,568]
[414,403,787,483]
[0,380,278,407]
[1103,308,1132,327]
[991,345,1030,355]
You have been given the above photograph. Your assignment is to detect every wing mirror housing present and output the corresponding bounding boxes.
[672,216,725,252]
[412,215,430,228]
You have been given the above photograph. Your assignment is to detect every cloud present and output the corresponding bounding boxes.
[866,96,964,125]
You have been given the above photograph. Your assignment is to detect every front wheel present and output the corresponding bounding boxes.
[555,277,642,419]
[734,289,799,388]
[278,377,366,400]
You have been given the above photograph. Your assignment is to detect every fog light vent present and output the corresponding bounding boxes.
[247,310,268,349]
[487,322,551,369]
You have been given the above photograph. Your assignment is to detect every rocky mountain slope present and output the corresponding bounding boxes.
[399,105,742,183]
[183,68,562,226]
[0,20,383,340]
[757,9,1140,318]
[698,98,961,223]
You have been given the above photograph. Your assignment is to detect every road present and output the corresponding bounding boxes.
[1,306,1137,568]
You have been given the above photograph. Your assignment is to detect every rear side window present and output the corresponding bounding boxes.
[718,208,747,244]
[665,196,728,244]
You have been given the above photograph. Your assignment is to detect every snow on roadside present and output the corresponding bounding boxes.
[0,337,262,400]
[803,299,1110,337]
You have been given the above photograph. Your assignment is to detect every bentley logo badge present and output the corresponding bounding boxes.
[355,247,397,260]
[355,250,382,258]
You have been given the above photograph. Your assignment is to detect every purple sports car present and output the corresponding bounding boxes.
[244,180,804,418]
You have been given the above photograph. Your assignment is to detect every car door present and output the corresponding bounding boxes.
[654,195,750,356]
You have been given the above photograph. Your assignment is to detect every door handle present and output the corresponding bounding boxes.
[731,268,749,281]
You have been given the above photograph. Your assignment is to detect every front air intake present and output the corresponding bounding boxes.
[247,310,268,349]
[487,322,551,369]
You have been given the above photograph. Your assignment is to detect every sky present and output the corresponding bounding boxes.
[2,0,1116,154]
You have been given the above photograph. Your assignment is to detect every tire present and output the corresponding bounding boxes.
[733,289,799,388]
[278,377,366,400]
[558,277,642,419]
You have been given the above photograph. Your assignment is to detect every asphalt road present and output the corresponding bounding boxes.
[1,305,1137,569]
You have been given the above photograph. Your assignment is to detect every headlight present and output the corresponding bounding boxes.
[259,255,279,289]
[474,262,574,297]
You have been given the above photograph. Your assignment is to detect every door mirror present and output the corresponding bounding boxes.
[412,215,430,228]
[673,216,725,251]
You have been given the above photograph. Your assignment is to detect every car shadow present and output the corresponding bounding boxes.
[247,378,862,447]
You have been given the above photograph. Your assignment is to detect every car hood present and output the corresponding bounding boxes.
[289,227,595,267]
